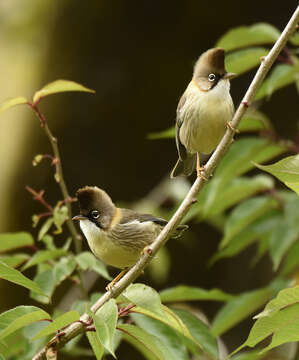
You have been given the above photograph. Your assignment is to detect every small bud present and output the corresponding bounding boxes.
[54,173,60,183]
[32,214,39,228]
[32,154,43,166]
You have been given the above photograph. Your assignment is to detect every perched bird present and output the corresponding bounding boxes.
[171,48,235,178]
[73,186,188,289]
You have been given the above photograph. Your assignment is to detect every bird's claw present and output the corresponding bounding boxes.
[197,165,208,180]
[106,268,128,291]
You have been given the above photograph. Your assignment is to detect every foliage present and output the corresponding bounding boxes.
[0,20,298,360]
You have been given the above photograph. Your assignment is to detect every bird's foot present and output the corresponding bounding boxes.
[197,166,208,180]
[226,121,240,133]
[106,268,128,291]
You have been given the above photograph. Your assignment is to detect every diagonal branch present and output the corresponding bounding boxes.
[33,6,299,360]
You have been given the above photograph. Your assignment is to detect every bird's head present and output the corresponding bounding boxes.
[193,48,235,91]
[73,186,115,230]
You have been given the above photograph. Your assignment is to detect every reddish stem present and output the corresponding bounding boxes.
[118,303,136,317]
[26,186,54,212]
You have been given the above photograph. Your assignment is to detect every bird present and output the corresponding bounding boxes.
[73,186,188,290]
[170,48,236,178]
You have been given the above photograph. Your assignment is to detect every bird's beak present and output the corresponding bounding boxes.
[72,215,87,221]
[223,72,237,80]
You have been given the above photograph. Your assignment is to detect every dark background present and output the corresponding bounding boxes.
[1,1,298,358]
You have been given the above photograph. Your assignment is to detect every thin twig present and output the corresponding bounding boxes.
[28,102,82,253]
[25,186,54,213]
[27,102,87,299]
[32,6,299,360]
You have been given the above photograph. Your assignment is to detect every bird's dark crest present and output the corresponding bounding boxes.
[76,186,115,217]
[194,48,226,78]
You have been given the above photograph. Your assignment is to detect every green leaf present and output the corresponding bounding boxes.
[86,332,104,360]
[256,64,299,100]
[160,285,234,302]
[93,299,118,357]
[38,218,54,241]
[148,247,171,285]
[41,235,56,250]
[173,309,219,360]
[220,196,278,248]
[30,270,55,304]
[0,232,34,253]
[289,32,299,46]
[210,212,280,264]
[280,240,299,276]
[75,252,111,280]
[33,311,80,340]
[123,283,164,316]
[216,23,280,51]
[0,329,28,358]
[0,96,27,113]
[233,303,299,355]
[211,287,273,336]
[238,109,272,133]
[133,304,200,348]
[215,137,287,186]
[119,323,177,360]
[22,249,67,271]
[204,175,274,218]
[53,257,76,286]
[268,197,299,270]
[226,47,268,75]
[192,138,286,222]
[231,350,267,360]
[0,254,29,268]
[269,222,299,271]
[148,127,175,140]
[33,79,95,104]
[255,155,299,195]
[53,205,68,233]
[131,313,189,360]
[255,285,299,319]
[0,306,50,342]
[0,260,46,296]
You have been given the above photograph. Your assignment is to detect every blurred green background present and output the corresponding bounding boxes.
[0,1,298,358]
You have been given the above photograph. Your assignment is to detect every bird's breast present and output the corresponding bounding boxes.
[79,220,141,269]
[79,219,158,269]
[179,80,234,154]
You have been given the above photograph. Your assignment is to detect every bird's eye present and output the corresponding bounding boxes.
[208,73,216,82]
[91,210,100,219]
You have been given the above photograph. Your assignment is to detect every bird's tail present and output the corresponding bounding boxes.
[170,154,196,178]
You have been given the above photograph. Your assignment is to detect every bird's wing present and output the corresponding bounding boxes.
[175,94,188,160]
[120,209,168,226]
[120,209,188,232]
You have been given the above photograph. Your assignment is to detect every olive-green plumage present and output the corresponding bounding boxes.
[171,48,235,177]
[74,186,188,269]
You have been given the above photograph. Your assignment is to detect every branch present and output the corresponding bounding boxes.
[33,6,299,359]
[27,102,82,254]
